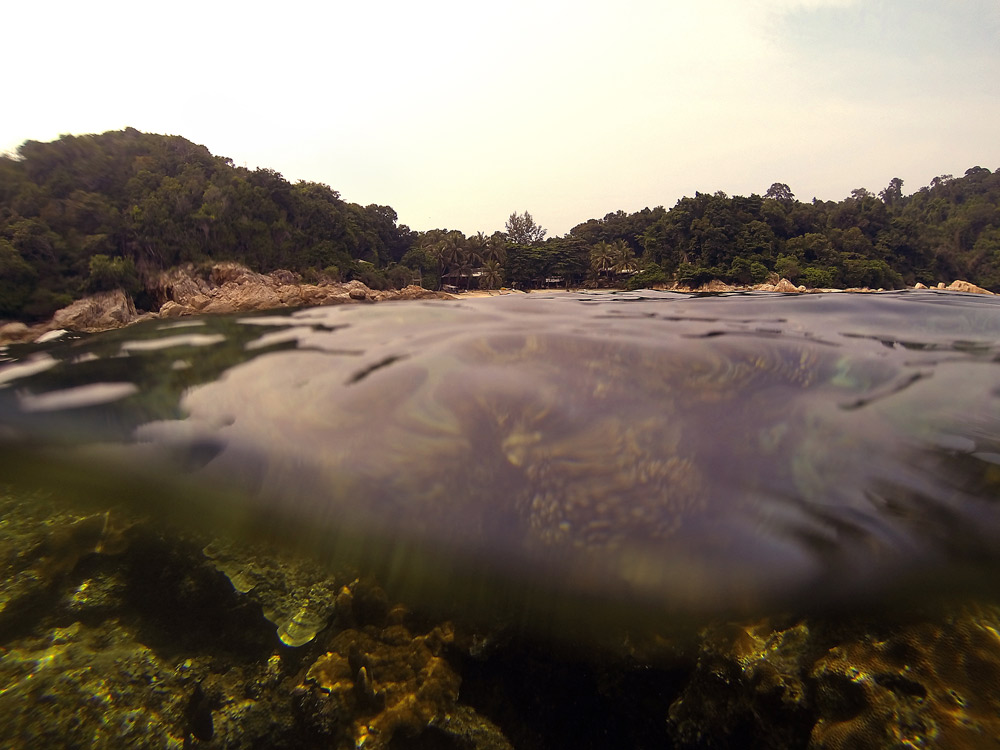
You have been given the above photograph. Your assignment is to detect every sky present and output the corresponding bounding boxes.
[2,0,998,237]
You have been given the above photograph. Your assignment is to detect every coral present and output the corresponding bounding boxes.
[668,617,815,749]
[810,605,1000,749]
[665,606,1000,750]
[202,537,346,647]
[300,619,461,749]
[0,619,192,749]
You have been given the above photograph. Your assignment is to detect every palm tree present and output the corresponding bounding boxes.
[485,232,508,265]
[590,241,614,281]
[611,239,638,276]
[432,231,465,287]
[468,232,488,263]
[481,259,503,290]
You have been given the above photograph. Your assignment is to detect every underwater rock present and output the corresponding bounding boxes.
[300,621,461,749]
[0,492,132,640]
[1,491,507,748]
[668,618,814,749]
[202,538,346,647]
[810,606,1000,749]
[665,606,1000,750]
[0,620,195,749]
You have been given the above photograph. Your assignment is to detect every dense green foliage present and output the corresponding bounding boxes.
[0,129,416,318]
[2,128,999,320]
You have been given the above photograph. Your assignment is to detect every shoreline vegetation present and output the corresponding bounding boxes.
[2,128,999,341]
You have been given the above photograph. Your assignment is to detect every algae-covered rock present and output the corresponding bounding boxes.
[810,606,1000,749]
[0,620,194,749]
[668,618,815,749]
[202,538,345,647]
[0,489,511,748]
[664,606,1000,750]
[300,620,461,749]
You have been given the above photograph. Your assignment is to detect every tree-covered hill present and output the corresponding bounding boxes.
[0,129,415,318]
[555,170,1000,293]
[2,129,999,320]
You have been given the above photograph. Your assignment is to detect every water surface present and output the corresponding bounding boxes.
[3,289,1000,630]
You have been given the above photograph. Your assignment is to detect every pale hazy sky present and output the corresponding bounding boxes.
[2,0,998,236]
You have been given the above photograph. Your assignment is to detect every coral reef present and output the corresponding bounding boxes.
[810,607,1000,749]
[299,620,461,748]
[0,490,506,748]
[664,607,1000,750]
[4,487,1000,749]
[668,618,815,749]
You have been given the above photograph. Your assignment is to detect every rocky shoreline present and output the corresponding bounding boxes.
[0,262,994,347]
[0,262,454,346]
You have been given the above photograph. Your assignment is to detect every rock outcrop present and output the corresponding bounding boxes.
[946,279,994,295]
[50,289,141,333]
[0,264,454,344]
[5,264,997,348]
[153,262,452,319]
[763,278,804,293]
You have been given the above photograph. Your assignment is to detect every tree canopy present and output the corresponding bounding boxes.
[2,128,999,321]
[504,211,547,246]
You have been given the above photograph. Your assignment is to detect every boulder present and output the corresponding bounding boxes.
[698,280,735,293]
[158,301,188,318]
[154,266,212,307]
[773,278,801,293]
[0,322,32,345]
[209,262,268,287]
[28,263,452,340]
[947,280,994,295]
[380,285,455,302]
[346,280,373,301]
[914,282,928,289]
[50,290,138,333]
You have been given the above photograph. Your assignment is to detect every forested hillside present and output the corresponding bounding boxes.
[0,129,414,318]
[2,129,999,320]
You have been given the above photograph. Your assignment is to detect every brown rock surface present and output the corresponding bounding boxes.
[301,622,461,749]
[0,321,33,345]
[810,607,1000,749]
[666,605,1000,750]
[752,278,802,293]
[773,278,802,293]
[150,263,451,320]
[49,289,138,333]
[697,279,736,293]
[947,280,995,295]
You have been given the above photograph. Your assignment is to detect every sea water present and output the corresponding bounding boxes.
[2,289,1000,747]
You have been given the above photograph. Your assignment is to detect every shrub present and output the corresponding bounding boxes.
[86,254,141,295]
[800,266,836,289]
[625,264,669,290]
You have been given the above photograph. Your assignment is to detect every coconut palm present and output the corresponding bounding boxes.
[590,241,614,280]
[481,259,503,290]
[611,239,638,276]
[485,232,508,265]
[432,231,466,286]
